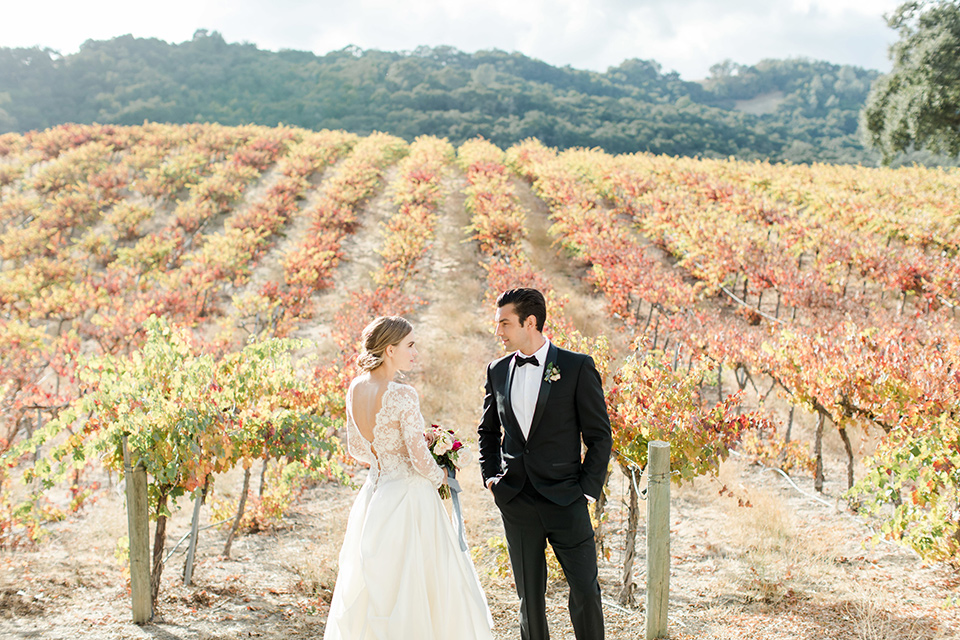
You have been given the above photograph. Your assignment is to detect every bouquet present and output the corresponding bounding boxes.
[425,424,468,499]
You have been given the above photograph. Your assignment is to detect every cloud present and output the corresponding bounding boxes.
[476,0,900,78]
[0,0,902,78]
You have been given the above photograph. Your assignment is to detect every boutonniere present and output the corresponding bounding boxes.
[544,362,561,383]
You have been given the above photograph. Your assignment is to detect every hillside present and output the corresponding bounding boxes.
[1,123,958,638]
[0,30,896,164]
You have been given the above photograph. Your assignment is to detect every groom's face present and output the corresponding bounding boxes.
[494,303,536,353]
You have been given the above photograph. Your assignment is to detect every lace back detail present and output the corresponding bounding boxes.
[346,381,444,488]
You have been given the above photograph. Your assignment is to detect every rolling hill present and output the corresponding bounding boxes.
[0,30,896,164]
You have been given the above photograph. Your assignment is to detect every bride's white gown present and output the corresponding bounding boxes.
[323,380,494,640]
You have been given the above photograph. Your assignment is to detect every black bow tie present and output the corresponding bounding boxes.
[515,354,539,368]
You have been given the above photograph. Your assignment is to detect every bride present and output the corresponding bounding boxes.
[323,316,494,640]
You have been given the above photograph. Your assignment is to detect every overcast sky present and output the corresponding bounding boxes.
[3,0,902,80]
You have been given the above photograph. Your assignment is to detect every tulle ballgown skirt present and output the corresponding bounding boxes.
[323,473,494,640]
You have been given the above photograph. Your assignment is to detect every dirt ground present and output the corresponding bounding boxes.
[2,157,959,640]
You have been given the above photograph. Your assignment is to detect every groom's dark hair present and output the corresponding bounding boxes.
[497,288,546,332]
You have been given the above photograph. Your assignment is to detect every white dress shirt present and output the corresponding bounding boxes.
[510,338,551,440]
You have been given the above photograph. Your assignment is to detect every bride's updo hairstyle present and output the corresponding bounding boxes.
[356,316,413,372]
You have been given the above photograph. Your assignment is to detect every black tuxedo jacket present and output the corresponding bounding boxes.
[478,342,612,506]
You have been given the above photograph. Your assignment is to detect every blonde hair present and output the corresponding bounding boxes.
[356,316,413,372]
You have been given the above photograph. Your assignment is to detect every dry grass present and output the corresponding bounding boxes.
[713,460,871,600]
[406,170,498,428]
[841,589,939,640]
[726,487,803,605]
[284,539,339,603]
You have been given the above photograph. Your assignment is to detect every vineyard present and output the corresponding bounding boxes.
[0,123,958,639]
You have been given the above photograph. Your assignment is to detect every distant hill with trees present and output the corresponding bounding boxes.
[0,29,946,165]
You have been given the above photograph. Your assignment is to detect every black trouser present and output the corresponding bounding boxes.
[495,479,604,640]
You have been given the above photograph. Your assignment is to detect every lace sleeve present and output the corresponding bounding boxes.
[345,383,374,466]
[396,385,445,487]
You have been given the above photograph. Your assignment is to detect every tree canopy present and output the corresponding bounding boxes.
[863,1,960,162]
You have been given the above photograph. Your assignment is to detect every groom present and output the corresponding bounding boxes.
[478,288,612,640]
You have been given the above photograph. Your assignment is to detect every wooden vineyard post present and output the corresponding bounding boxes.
[122,436,152,624]
[646,441,670,640]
